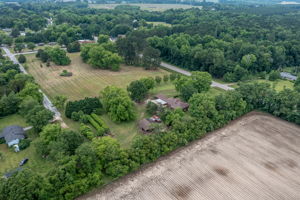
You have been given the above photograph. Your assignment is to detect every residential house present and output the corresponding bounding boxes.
[155,94,189,111]
[0,125,25,147]
[280,72,297,81]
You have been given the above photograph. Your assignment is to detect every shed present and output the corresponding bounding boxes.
[138,119,154,132]
[0,126,25,147]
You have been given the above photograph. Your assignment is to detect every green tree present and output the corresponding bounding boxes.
[101,86,135,122]
[163,74,169,82]
[98,34,109,44]
[53,95,67,110]
[67,41,81,53]
[142,47,161,70]
[18,54,26,63]
[268,71,281,81]
[88,45,122,71]
[188,93,219,131]
[46,47,71,65]
[26,105,54,132]
[14,43,25,53]
[18,82,43,103]
[140,77,155,90]
[27,42,36,51]
[0,169,48,200]
[127,80,148,102]
[155,76,162,84]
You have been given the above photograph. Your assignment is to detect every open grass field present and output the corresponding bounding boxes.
[89,4,202,11]
[0,114,28,131]
[78,112,300,200]
[26,53,170,101]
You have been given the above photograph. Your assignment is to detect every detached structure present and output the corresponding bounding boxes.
[0,126,25,147]
[153,94,189,111]
[78,40,95,44]
[139,119,154,133]
[280,72,297,81]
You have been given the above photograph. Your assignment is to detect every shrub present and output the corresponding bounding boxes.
[87,115,106,136]
[146,101,158,115]
[269,71,281,81]
[18,55,26,63]
[60,70,73,77]
[79,123,95,140]
[65,97,102,118]
[19,139,31,150]
[90,113,109,132]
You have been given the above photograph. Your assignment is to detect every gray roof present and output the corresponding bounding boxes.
[280,72,297,81]
[0,126,25,143]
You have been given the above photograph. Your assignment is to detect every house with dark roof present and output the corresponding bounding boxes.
[0,126,25,147]
[155,94,189,111]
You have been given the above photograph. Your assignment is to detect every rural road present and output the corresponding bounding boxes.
[2,47,62,120]
[161,62,234,91]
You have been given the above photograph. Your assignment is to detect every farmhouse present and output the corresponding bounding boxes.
[155,94,189,111]
[0,125,25,147]
[280,72,297,81]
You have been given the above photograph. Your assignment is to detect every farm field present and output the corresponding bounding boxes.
[25,53,170,101]
[89,4,202,11]
[78,112,300,200]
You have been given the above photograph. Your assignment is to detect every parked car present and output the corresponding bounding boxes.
[19,158,29,166]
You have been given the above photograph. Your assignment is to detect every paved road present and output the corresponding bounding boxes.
[2,47,62,119]
[161,62,234,91]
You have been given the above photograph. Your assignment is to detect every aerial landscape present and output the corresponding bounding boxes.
[0,0,299,200]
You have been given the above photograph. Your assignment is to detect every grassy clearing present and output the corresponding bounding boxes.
[26,53,170,101]
[89,4,202,11]
[0,114,28,131]
[147,21,172,27]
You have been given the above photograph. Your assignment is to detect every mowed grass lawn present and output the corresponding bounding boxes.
[0,115,54,176]
[0,114,28,131]
[26,53,170,101]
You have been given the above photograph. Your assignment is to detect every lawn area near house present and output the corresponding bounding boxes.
[0,129,55,176]
[26,53,170,101]
[0,114,28,131]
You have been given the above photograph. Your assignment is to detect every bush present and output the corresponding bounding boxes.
[90,113,109,132]
[87,115,106,136]
[163,75,169,82]
[19,139,31,150]
[155,76,162,84]
[65,97,102,118]
[269,71,281,81]
[0,137,5,144]
[79,123,95,140]
[146,101,158,115]
[60,70,73,77]
[18,55,26,63]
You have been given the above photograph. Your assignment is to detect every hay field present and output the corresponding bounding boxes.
[89,4,202,11]
[26,53,169,100]
[79,112,300,200]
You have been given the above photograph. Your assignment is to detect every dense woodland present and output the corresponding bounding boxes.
[0,2,300,200]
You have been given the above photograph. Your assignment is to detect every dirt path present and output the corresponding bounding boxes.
[78,112,300,200]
